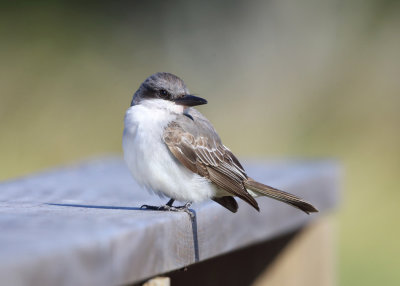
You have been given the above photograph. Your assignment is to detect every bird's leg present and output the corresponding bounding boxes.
[166,199,175,207]
[141,199,194,218]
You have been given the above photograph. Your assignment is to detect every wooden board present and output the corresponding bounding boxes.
[0,157,340,286]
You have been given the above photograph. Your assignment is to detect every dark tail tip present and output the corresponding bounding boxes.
[245,177,318,215]
[298,202,319,214]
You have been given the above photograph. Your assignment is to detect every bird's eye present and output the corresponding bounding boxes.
[159,89,169,98]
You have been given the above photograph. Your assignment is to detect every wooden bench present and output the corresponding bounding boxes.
[0,157,340,286]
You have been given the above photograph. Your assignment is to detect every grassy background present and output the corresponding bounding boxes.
[1,1,399,284]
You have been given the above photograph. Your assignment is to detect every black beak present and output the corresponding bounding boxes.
[174,94,207,107]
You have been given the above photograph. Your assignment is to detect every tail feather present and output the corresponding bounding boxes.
[212,196,239,213]
[244,178,318,214]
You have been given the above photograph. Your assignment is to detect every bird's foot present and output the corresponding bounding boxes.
[140,204,162,210]
[171,202,194,218]
[140,202,194,218]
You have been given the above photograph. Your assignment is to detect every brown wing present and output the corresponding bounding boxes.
[163,121,259,211]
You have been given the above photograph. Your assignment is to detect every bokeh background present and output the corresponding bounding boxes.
[1,0,399,285]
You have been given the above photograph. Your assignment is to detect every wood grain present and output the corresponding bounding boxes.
[0,157,340,286]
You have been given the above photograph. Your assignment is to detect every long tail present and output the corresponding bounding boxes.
[244,178,318,214]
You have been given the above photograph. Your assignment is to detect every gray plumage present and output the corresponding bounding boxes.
[124,72,318,214]
[163,108,317,214]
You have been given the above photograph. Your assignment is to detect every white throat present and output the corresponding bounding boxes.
[122,98,217,202]
[123,99,184,142]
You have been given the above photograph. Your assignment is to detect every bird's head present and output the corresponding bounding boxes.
[131,72,207,109]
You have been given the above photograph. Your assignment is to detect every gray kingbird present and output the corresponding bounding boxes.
[123,72,318,215]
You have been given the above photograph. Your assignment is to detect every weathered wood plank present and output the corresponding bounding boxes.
[252,217,335,286]
[0,157,340,286]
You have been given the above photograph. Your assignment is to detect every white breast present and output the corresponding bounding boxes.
[122,99,217,203]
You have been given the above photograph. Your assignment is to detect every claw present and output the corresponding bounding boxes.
[139,201,194,219]
[183,208,195,219]
[140,204,160,210]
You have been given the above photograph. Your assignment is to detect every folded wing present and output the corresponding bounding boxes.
[163,121,259,211]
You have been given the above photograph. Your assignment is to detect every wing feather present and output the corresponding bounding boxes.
[163,121,259,210]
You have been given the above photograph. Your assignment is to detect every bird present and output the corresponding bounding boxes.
[122,72,318,215]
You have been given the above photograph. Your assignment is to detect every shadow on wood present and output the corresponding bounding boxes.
[0,158,339,286]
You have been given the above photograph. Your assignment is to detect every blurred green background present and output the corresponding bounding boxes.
[1,0,399,285]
